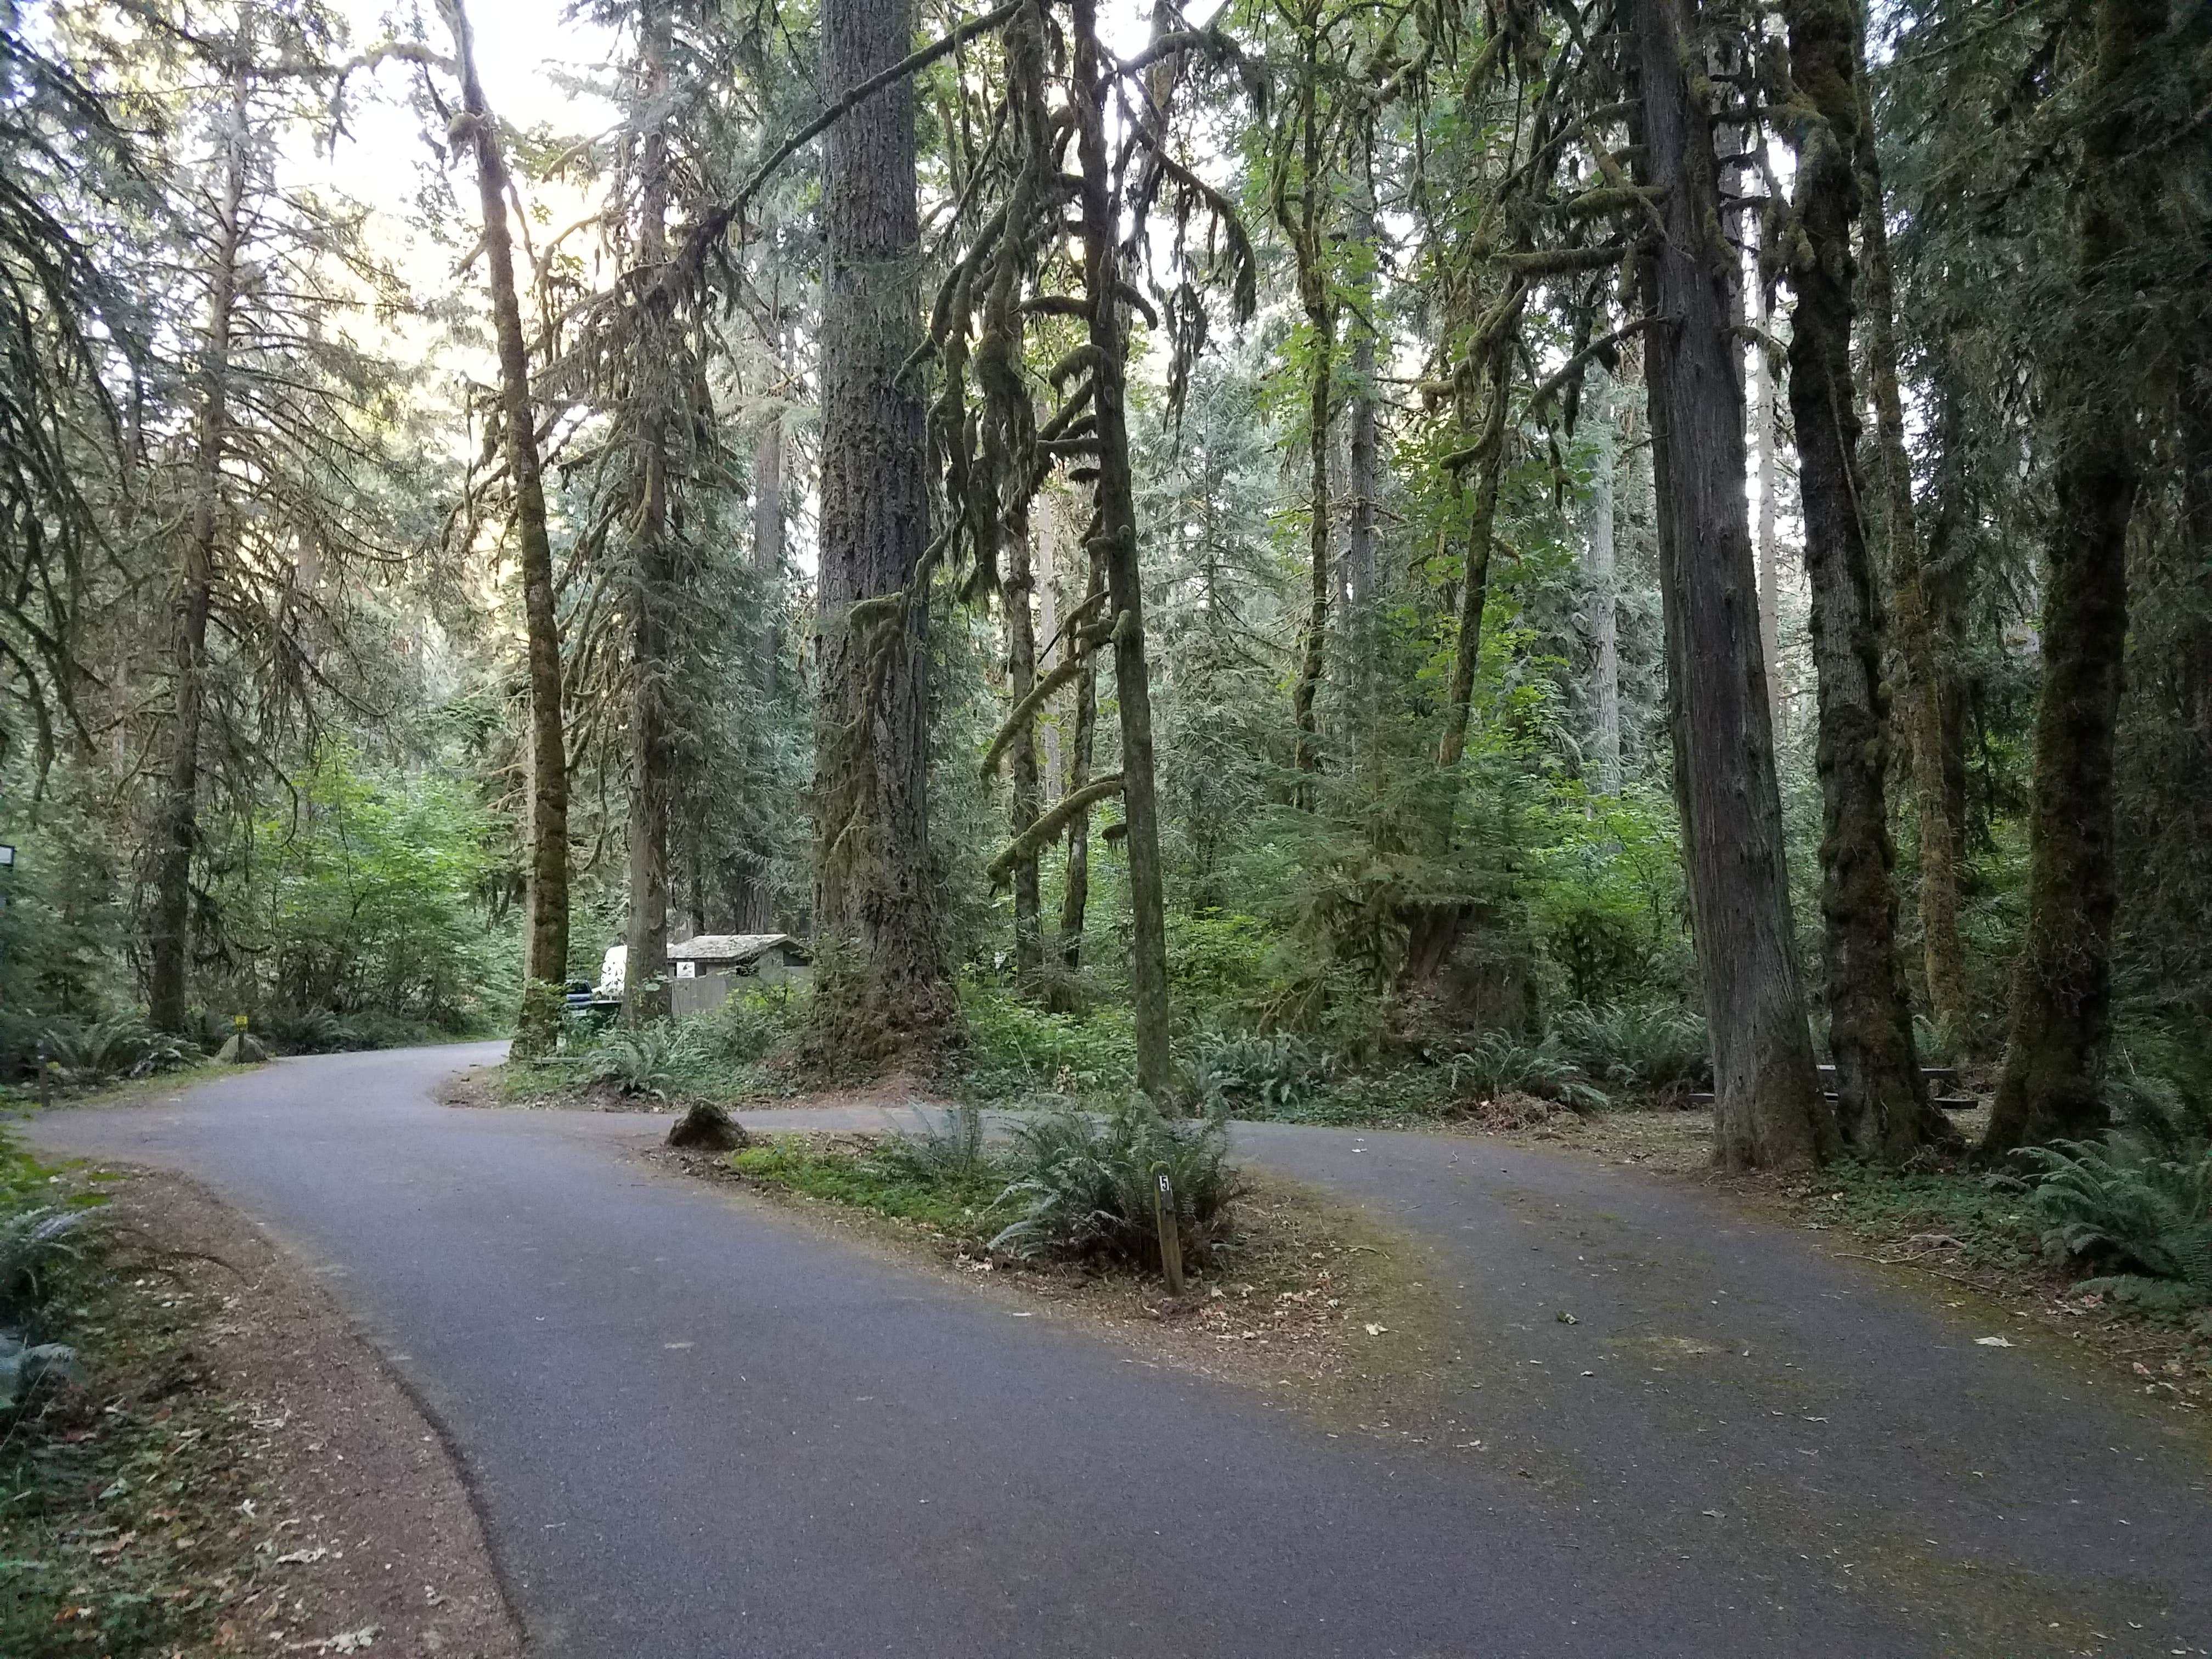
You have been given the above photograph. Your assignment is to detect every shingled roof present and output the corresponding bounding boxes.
[665,933,799,964]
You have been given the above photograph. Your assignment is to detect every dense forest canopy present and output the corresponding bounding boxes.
[1,0,2205,1169]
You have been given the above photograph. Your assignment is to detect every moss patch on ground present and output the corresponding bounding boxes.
[725,1137,1007,1235]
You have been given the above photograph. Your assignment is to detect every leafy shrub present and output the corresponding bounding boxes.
[1166,912,1279,1005]
[1442,1030,1609,1113]
[961,984,1137,1099]
[2027,1136,2212,1307]
[990,1099,1244,1268]
[333,1009,423,1052]
[35,1012,191,1081]
[695,984,809,1065]
[585,1023,701,1100]
[1189,1030,1329,1116]
[1551,1001,1709,1099]
[180,1006,238,1054]
[255,1006,346,1055]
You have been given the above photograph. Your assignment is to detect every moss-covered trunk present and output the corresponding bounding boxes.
[1779,0,1944,1160]
[1073,0,1171,1094]
[1630,0,1831,1169]
[1982,0,2161,1158]
[1002,505,1044,977]
[1059,550,1100,970]
[1587,374,1622,795]
[1436,324,1516,774]
[448,0,567,991]
[1855,52,1967,1042]
[806,0,958,1065]
[1284,61,1333,806]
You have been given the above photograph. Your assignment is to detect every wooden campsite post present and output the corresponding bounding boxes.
[1153,1168,1184,1296]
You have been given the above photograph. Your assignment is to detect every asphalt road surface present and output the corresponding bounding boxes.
[27,1046,2212,1658]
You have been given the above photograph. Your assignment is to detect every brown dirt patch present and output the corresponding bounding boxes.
[16,1171,522,1658]
[645,1139,1448,1422]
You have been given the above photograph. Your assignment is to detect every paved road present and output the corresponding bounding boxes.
[25,1047,2212,1658]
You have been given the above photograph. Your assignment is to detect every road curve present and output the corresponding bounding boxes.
[25,1046,2212,1658]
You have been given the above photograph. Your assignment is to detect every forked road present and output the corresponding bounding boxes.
[27,1046,2212,1658]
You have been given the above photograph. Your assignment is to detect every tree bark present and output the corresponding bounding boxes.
[623,0,675,1026]
[1587,373,1622,795]
[806,0,957,1065]
[1779,0,1943,1160]
[1437,300,1520,772]
[1858,224,1964,1053]
[1858,89,1968,1038]
[1285,70,1333,805]
[149,64,248,1034]
[1002,495,1044,977]
[1073,0,1171,1093]
[1343,141,1381,755]
[733,370,786,935]
[447,0,568,990]
[1059,546,1100,970]
[1750,248,1784,736]
[1982,0,2159,1158]
[1035,485,1063,797]
[1630,0,1831,1169]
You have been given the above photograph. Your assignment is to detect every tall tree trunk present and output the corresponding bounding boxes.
[1857,84,1967,1041]
[447,0,567,989]
[1059,547,1100,970]
[733,365,786,935]
[1982,0,2159,1158]
[1285,80,1333,807]
[149,65,248,1034]
[1437,312,1520,772]
[1630,0,1831,1169]
[1073,0,1171,1093]
[623,0,675,1026]
[1343,139,1381,765]
[806,0,956,1064]
[1002,501,1044,977]
[1035,485,1063,798]
[1587,374,1622,795]
[1750,254,1784,736]
[1779,0,1943,1160]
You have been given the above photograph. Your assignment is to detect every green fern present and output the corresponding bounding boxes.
[990,1099,1244,1268]
[1189,1031,1326,1116]
[585,1023,702,1099]
[876,1105,998,1184]
[0,1206,94,1333]
[1445,1030,1610,1113]
[2026,1136,2212,1304]
[36,1013,190,1080]
[1550,1002,1710,1098]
